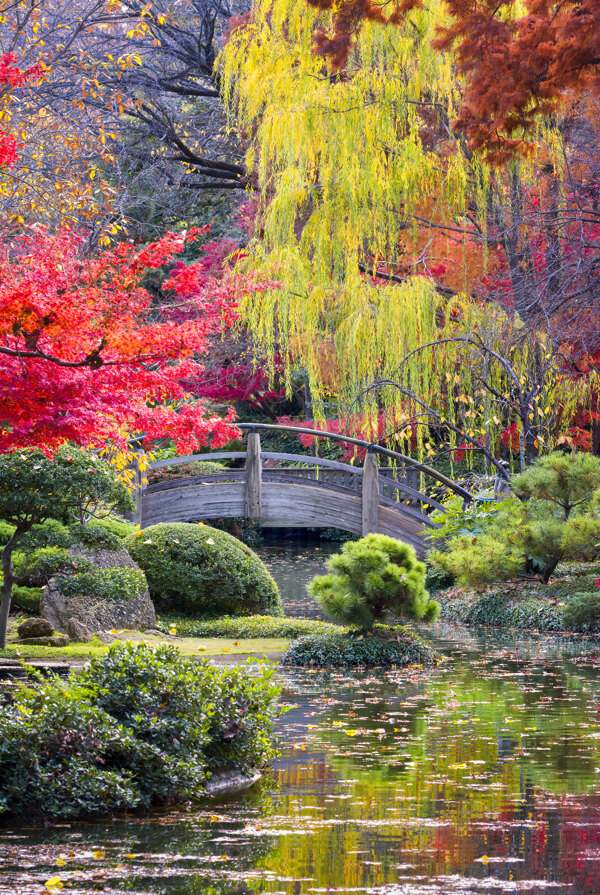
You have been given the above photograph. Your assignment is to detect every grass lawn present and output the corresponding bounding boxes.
[0,628,290,663]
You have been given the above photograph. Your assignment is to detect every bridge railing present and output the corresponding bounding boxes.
[138,423,473,534]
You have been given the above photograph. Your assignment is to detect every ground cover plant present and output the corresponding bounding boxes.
[282,624,436,668]
[128,523,282,617]
[440,561,600,633]
[0,642,280,819]
[157,614,339,639]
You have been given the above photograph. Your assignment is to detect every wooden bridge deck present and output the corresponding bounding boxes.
[135,425,474,555]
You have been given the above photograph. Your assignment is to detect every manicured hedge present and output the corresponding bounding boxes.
[282,624,436,668]
[0,642,280,819]
[127,523,282,617]
[157,614,339,639]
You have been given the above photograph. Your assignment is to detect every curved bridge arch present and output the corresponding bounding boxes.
[137,423,474,555]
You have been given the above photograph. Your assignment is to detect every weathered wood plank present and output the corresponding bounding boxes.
[362,452,379,535]
[245,433,262,519]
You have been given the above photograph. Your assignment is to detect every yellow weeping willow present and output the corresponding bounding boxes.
[220,0,585,459]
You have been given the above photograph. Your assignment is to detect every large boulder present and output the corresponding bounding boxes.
[42,546,155,634]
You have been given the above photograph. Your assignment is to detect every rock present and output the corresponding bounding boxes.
[66,618,93,643]
[203,769,261,800]
[17,617,55,640]
[18,635,70,647]
[42,546,155,635]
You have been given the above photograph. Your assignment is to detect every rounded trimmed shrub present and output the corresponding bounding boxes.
[127,522,282,617]
[282,625,436,668]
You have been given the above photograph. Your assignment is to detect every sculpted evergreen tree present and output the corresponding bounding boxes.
[0,447,133,648]
[308,534,439,631]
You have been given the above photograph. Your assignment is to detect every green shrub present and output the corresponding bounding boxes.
[87,516,137,543]
[308,534,438,630]
[562,592,600,632]
[0,642,280,819]
[430,452,600,589]
[127,523,282,617]
[56,567,146,602]
[14,547,94,587]
[426,494,508,545]
[11,585,42,614]
[282,625,436,668]
[0,521,16,545]
[157,614,339,639]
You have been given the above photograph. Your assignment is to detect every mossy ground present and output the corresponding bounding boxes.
[1,621,289,662]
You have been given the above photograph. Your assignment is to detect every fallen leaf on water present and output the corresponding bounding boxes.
[44,878,63,890]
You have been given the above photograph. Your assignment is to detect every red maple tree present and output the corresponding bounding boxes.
[0,225,244,452]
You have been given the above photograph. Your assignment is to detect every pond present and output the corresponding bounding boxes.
[3,544,600,894]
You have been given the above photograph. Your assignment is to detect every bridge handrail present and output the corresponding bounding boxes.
[150,450,364,476]
[238,422,474,502]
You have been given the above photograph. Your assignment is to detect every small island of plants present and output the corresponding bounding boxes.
[0,642,280,819]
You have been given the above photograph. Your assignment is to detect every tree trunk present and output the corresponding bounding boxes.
[0,533,20,649]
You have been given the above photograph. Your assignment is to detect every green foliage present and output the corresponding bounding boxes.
[11,585,42,614]
[282,625,436,668]
[562,592,600,633]
[426,494,507,545]
[430,453,600,589]
[0,642,280,819]
[87,516,137,543]
[157,614,339,639]
[430,532,524,592]
[127,523,282,617]
[56,568,146,603]
[308,534,438,631]
[13,547,93,586]
[0,521,16,546]
[442,590,567,632]
[0,446,134,533]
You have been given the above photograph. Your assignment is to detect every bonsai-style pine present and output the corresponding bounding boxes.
[308,534,439,631]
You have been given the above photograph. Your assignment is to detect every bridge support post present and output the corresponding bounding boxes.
[361,450,379,535]
[245,432,262,519]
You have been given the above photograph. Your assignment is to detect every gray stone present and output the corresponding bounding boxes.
[18,635,70,647]
[17,617,55,639]
[203,769,261,800]
[66,618,93,643]
[41,546,155,634]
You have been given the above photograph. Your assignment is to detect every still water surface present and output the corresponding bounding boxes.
[3,543,600,894]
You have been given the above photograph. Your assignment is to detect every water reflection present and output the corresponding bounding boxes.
[257,537,341,618]
[3,629,600,893]
[3,545,600,894]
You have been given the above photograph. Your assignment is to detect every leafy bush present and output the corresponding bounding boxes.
[430,452,600,589]
[127,523,282,617]
[0,521,15,546]
[562,592,600,632]
[56,567,146,602]
[282,625,436,668]
[426,494,508,545]
[14,546,94,586]
[0,642,280,819]
[157,614,339,639]
[10,585,42,614]
[308,534,439,630]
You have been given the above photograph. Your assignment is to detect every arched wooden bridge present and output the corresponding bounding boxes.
[134,423,474,554]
